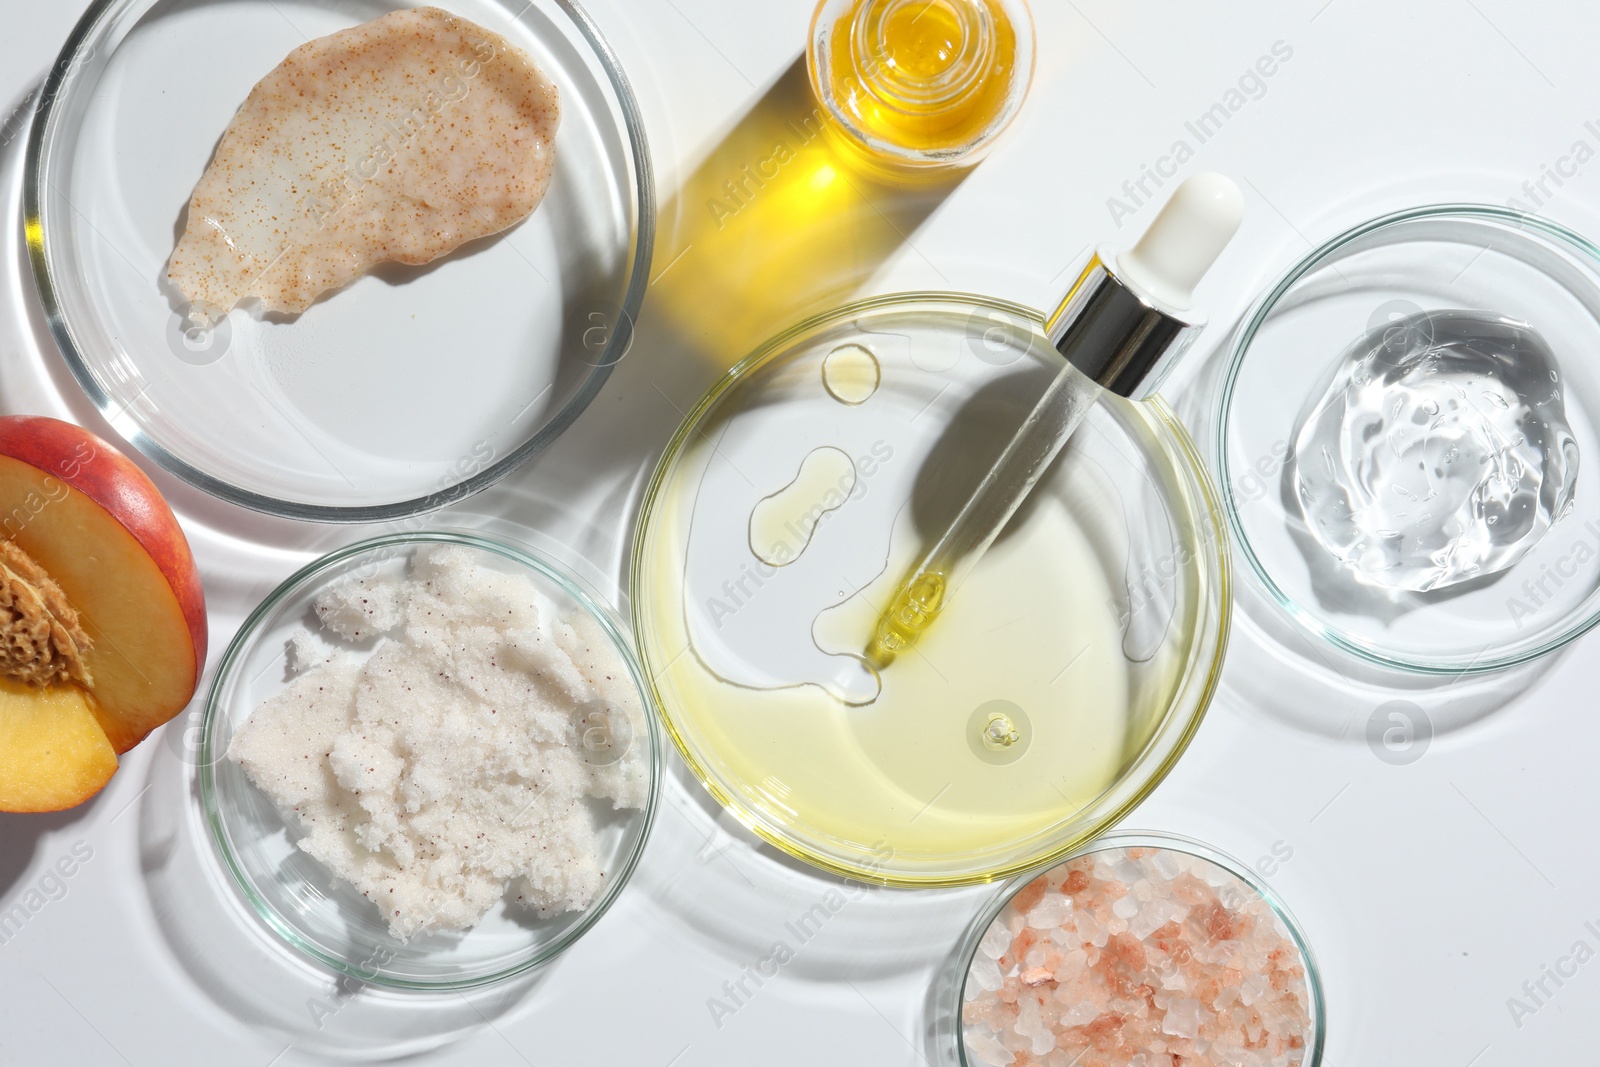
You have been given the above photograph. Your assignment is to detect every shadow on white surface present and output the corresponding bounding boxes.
[1217,592,1564,743]
[135,737,550,1060]
[920,924,970,1067]
[635,759,990,985]
[0,798,106,901]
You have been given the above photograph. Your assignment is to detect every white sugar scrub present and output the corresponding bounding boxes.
[961,844,1316,1067]
[229,544,647,940]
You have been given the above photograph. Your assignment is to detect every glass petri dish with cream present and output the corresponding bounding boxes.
[27,0,653,520]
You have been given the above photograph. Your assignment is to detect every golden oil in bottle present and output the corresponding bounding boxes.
[808,0,1034,171]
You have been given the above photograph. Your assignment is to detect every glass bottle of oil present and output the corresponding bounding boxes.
[807,0,1035,174]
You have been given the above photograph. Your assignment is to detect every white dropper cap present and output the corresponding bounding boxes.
[1115,172,1244,313]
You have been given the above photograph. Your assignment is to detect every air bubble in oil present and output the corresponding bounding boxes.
[967,699,1030,765]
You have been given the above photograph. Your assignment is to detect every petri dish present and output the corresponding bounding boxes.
[943,832,1325,1067]
[199,530,660,989]
[1215,205,1600,673]
[631,293,1230,887]
[26,0,652,521]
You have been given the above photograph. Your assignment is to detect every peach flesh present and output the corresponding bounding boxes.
[0,416,206,811]
[0,679,117,813]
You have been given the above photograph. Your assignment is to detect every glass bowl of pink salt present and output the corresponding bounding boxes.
[948,833,1324,1067]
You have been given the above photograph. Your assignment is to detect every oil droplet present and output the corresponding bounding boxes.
[819,653,882,706]
[749,446,858,567]
[967,699,1030,766]
[822,343,881,405]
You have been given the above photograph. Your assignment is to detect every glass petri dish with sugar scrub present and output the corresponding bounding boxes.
[631,293,1230,887]
[1215,205,1600,674]
[938,832,1325,1067]
[807,0,1035,174]
[26,0,652,521]
[199,530,660,989]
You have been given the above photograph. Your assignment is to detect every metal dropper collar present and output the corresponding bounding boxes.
[1045,172,1244,401]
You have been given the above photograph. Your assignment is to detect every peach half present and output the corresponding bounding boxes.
[0,416,207,811]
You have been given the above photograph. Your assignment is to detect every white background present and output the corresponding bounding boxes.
[2,0,1598,1064]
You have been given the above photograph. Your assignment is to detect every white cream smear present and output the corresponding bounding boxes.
[229,545,646,940]
[167,7,560,325]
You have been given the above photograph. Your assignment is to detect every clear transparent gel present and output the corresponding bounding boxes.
[1290,309,1579,593]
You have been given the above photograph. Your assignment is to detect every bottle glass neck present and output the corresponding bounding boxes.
[848,0,996,115]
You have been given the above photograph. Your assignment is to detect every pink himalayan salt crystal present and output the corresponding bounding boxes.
[961,846,1312,1067]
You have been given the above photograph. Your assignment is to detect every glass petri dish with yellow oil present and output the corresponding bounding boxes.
[632,294,1230,886]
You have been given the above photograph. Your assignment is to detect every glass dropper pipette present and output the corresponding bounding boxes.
[868,172,1244,666]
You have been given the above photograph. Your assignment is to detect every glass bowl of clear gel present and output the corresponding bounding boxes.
[27,0,652,521]
[1216,205,1600,673]
[631,293,1230,887]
